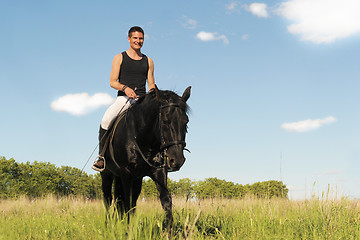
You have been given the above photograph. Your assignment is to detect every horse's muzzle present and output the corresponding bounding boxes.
[167,156,186,172]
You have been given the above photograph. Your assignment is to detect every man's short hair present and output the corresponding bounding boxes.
[128,26,144,37]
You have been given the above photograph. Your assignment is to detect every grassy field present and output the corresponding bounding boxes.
[1,196,360,239]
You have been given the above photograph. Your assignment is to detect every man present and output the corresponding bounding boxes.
[92,26,155,171]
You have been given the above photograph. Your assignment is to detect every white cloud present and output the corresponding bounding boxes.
[276,0,360,44]
[181,16,198,29]
[196,31,229,44]
[226,2,241,13]
[187,19,198,29]
[51,92,115,116]
[281,116,337,133]
[226,2,238,11]
[246,3,269,18]
[242,34,249,40]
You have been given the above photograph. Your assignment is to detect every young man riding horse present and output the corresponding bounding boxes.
[93,26,155,171]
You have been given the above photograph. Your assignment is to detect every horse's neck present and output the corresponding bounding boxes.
[131,102,159,136]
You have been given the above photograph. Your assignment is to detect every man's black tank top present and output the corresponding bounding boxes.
[117,51,149,97]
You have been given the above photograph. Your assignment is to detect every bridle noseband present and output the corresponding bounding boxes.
[159,103,187,151]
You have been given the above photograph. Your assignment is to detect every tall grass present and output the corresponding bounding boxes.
[1,196,359,239]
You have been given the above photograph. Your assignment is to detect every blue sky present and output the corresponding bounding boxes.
[1,0,360,199]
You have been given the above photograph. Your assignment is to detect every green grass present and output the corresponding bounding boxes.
[1,196,360,239]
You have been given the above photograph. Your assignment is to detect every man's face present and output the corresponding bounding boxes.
[128,31,144,50]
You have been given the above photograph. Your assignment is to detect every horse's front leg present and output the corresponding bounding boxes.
[130,178,143,213]
[151,170,173,230]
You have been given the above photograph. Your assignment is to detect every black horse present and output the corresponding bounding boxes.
[100,86,191,228]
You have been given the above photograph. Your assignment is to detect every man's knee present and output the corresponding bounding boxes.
[101,117,112,130]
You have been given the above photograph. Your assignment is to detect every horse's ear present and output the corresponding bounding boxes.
[182,86,191,102]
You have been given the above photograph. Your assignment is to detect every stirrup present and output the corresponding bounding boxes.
[92,155,106,172]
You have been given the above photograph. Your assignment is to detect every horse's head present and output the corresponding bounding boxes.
[156,86,191,172]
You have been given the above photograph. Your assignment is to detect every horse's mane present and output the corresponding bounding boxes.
[133,90,189,114]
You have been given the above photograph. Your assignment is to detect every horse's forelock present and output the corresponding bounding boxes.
[158,90,189,113]
[134,90,189,114]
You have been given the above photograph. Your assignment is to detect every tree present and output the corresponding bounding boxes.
[0,157,21,198]
[174,178,194,200]
[249,180,288,198]
[140,178,158,199]
[0,157,102,199]
[0,157,289,199]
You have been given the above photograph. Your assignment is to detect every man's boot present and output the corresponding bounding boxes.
[92,126,107,171]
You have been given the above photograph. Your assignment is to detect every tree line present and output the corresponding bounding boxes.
[141,177,288,199]
[0,157,288,199]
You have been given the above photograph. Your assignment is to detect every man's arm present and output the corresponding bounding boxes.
[147,57,155,92]
[109,54,137,99]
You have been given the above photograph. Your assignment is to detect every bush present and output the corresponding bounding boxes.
[0,157,288,199]
[0,157,102,199]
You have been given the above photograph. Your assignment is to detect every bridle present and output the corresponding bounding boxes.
[135,102,189,170]
[159,103,187,151]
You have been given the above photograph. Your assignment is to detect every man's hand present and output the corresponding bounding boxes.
[124,87,138,99]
